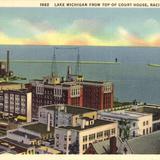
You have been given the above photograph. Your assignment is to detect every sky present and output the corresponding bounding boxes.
[0,8,160,46]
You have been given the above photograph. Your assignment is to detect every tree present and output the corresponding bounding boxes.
[119,119,131,141]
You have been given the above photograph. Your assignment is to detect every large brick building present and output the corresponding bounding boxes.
[81,80,113,110]
[28,79,83,118]
[27,78,113,118]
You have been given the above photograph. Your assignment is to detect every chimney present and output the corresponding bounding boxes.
[110,136,118,154]
[47,113,51,132]
[6,50,10,76]
[67,65,72,81]
[81,119,86,129]
[25,134,28,139]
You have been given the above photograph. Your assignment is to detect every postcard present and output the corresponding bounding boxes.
[0,0,160,159]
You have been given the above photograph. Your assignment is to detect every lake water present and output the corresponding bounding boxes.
[0,45,160,104]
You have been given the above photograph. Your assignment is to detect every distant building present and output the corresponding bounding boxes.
[38,104,98,127]
[99,110,152,138]
[0,89,32,122]
[81,80,113,110]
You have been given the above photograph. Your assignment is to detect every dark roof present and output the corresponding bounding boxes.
[12,130,39,140]
[92,140,110,154]
[0,138,32,154]
[1,138,31,148]
[46,104,97,115]
[59,119,115,131]
[128,131,160,154]
[23,123,54,134]
[83,80,104,84]
[135,107,160,120]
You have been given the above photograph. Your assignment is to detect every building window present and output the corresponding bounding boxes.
[83,144,87,151]
[133,131,135,137]
[64,144,67,150]
[83,136,87,142]
[97,131,103,138]
[146,121,149,125]
[104,130,110,137]
[150,127,152,133]
[143,129,145,135]
[56,134,59,139]
[64,135,67,141]
[133,122,136,127]
[111,128,116,135]
[146,128,148,134]
[143,121,145,126]
[89,134,95,141]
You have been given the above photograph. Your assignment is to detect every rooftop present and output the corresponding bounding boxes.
[59,119,115,131]
[100,111,151,121]
[22,123,54,135]
[81,80,112,86]
[11,130,39,140]
[128,130,160,154]
[37,146,61,154]
[0,138,32,154]
[45,104,97,115]
[134,106,160,120]
[0,82,22,86]
[91,139,110,154]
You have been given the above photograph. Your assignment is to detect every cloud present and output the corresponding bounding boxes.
[117,27,148,46]
[144,18,160,28]
[1,18,160,46]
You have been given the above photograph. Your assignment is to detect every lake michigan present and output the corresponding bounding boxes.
[0,45,160,104]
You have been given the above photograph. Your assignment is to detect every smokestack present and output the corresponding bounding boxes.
[47,113,51,132]
[6,50,10,76]
[67,65,72,81]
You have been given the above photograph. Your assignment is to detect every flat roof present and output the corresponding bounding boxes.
[22,123,54,134]
[11,130,39,140]
[45,104,97,115]
[0,82,22,86]
[0,138,32,153]
[100,111,151,121]
[59,119,115,131]
[81,80,112,86]
[128,130,160,154]
[38,146,61,154]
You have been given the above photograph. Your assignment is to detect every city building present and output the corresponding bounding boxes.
[54,118,118,154]
[131,104,160,131]
[29,79,83,118]
[99,110,152,139]
[0,89,32,122]
[38,104,98,127]
[81,80,114,110]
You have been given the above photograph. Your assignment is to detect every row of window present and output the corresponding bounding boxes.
[83,128,116,142]
[143,127,152,135]
[143,120,149,126]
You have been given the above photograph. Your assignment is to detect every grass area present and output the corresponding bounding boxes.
[114,101,133,108]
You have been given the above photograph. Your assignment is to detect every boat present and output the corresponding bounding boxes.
[147,64,160,67]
